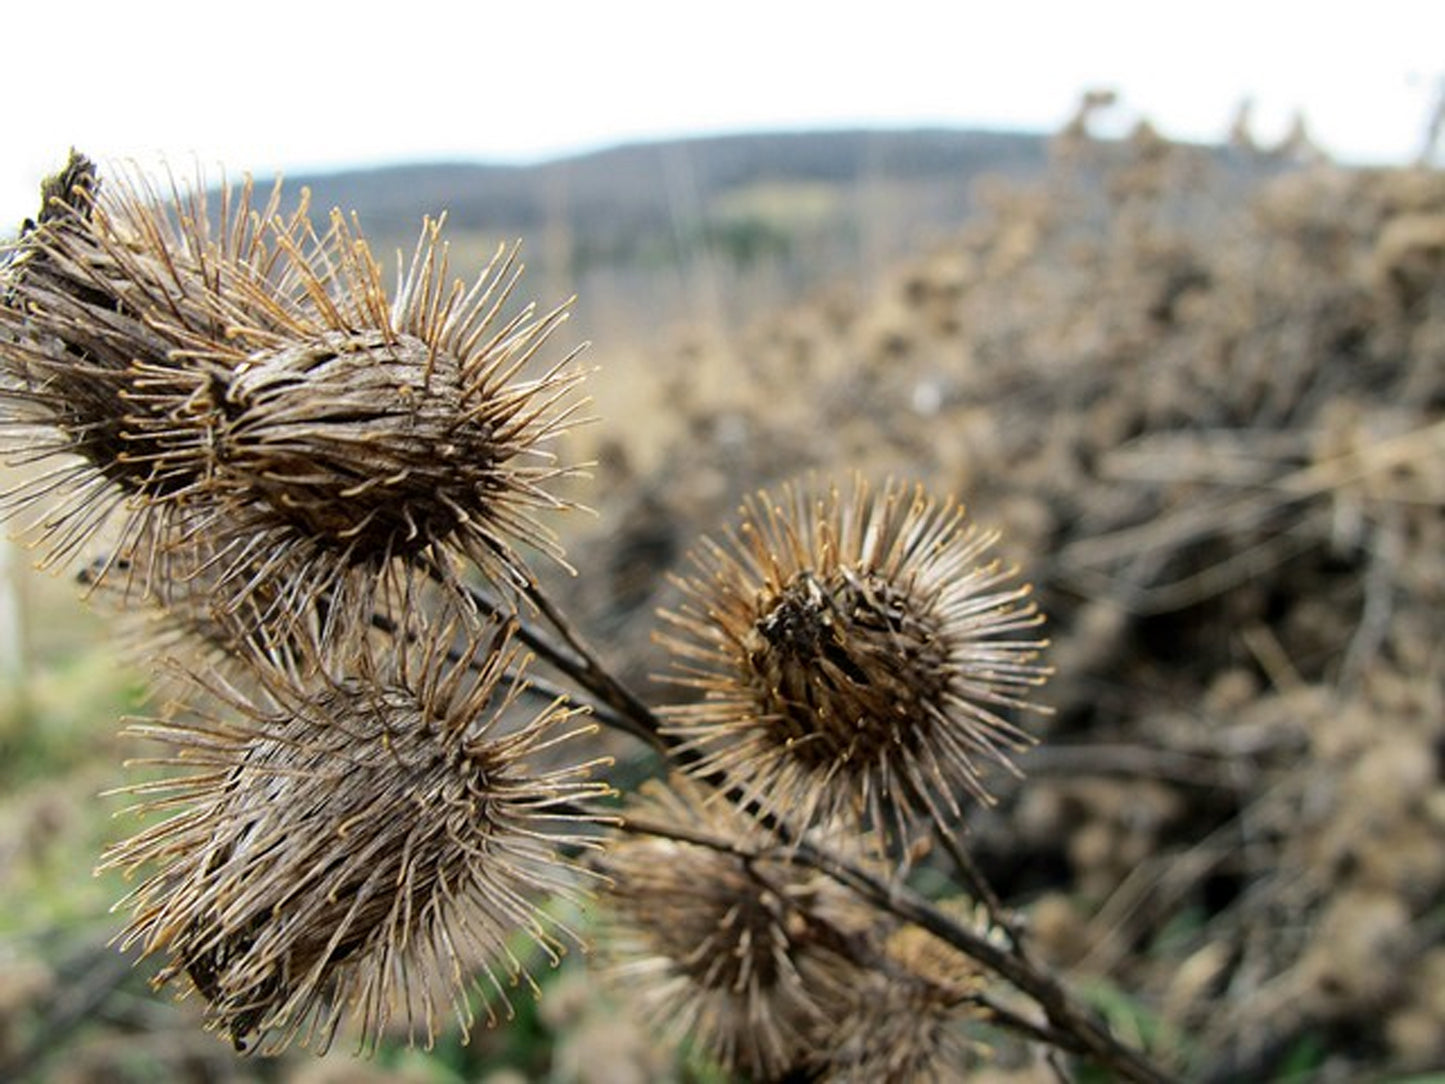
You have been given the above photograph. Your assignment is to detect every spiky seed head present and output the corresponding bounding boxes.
[597,778,862,1081]
[0,152,351,557]
[203,211,588,617]
[812,973,977,1084]
[103,617,611,1054]
[657,476,1049,850]
[0,151,215,568]
[809,917,994,1083]
[0,153,586,636]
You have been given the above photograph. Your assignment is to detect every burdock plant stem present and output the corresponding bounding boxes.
[622,811,1178,1084]
[434,567,665,750]
[455,577,1179,1084]
[787,835,1179,1084]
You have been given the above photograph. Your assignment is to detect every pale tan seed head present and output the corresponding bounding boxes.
[596,778,862,1080]
[807,914,995,1083]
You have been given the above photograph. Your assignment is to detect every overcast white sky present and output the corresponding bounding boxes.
[2,1,1441,226]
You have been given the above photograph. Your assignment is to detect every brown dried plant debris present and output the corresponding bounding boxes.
[0,151,588,649]
[656,475,1050,852]
[101,614,613,1055]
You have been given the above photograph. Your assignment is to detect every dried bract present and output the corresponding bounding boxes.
[103,618,611,1053]
[658,476,1049,848]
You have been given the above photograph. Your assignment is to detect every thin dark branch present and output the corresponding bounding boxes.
[900,773,1031,955]
[517,575,666,743]
[621,814,1179,1084]
[787,838,1178,1084]
[962,990,1076,1049]
[412,570,664,748]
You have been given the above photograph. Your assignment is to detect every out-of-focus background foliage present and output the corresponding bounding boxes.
[2,97,1444,1081]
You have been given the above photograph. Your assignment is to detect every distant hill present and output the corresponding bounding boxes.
[283,128,1052,250]
[265,128,1062,342]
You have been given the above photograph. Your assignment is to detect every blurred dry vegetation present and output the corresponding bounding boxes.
[2,99,1445,1082]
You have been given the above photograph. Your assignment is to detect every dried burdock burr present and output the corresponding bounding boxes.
[810,919,994,1084]
[0,152,587,640]
[597,777,863,1081]
[102,615,613,1054]
[657,475,1049,850]
[204,211,589,635]
[0,149,220,571]
[602,779,1003,1082]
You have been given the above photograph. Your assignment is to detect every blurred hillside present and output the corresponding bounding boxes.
[289,128,1051,246]
[287,128,1051,260]
[276,127,1290,354]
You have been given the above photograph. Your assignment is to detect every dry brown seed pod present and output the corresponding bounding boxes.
[102,616,612,1054]
[808,917,994,1084]
[0,153,587,638]
[0,151,259,571]
[201,211,589,624]
[601,780,1001,1081]
[657,476,1049,850]
[596,778,862,1081]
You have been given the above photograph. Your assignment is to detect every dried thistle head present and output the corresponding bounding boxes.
[657,476,1049,849]
[203,212,588,617]
[809,917,995,1084]
[0,152,586,638]
[810,973,978,1083]
[0,150,219,567]
[600,780,1002,1080]
[596,778,862,1080]
[103,616,611,1054]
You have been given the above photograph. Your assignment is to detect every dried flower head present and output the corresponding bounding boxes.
[810,918,994,1083]
[597,778,861,1080]
[103,617,611,1053]
[658,476,1049,848]
[203,213,587,621]
[0,152,586,640]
